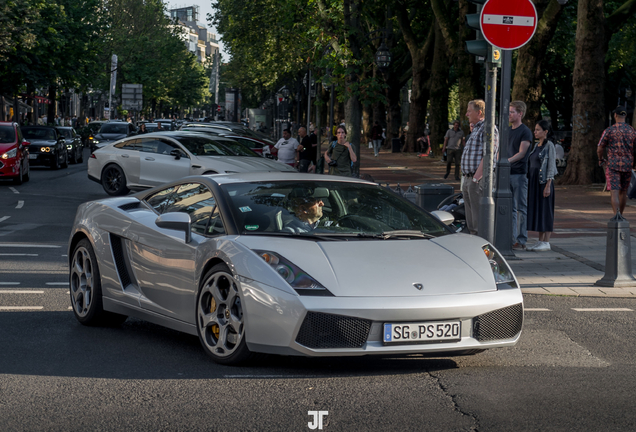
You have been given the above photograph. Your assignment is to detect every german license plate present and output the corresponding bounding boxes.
[29,154,37,159]
[383,320,461,343]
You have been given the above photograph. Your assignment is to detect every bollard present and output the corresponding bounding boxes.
[595,212,636,287]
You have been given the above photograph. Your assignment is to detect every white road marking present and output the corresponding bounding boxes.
[46,282,69,286]
[0,282,20,285]
[67,306,72,310]
[0,253,38,257]
[525,308,551,311]
[8,187,19,194]
[0,216,10,223]
[15,200,24,209]
[0,243,61,248]
[0,290,44,294]
[572,308,633,312]
[0,306,43,310]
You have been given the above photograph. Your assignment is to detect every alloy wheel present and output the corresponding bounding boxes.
[70,245,94,318]
[198,271,244,358]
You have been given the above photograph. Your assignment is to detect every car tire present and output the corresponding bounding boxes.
[101,164,130,196]
[52,151,61,170]
[77,147,84,163]
[70,238,127,327]
[197,263,254,365]
[13,162,24,185]
[70,147,77,164]
[61,150,68,168]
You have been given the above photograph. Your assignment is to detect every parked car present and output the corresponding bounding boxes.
[68,173,523,365]
[178,126,273,156]
[87,132,295,196]
[92,121,137,150]
[0,121,30,184]
[56,127,84,164]
[155,119,176,131]
[21,126,68,169]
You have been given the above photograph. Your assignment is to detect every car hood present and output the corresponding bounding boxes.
[234,233,498,297]
[193,155,296,173]
[95,133,126,141]
[0,143,17,152]
[28,139,58,146]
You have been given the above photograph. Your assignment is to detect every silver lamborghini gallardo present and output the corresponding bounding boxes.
[68,172,523,365]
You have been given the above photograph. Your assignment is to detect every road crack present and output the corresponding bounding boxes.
[427,369,481,431]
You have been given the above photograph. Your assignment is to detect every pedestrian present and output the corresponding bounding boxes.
[507,101,533,250]
[460,99,498,236]
[324,125,357,177]
[297,127,317,172]
[527,120,558,251]
[139,123,148,134]
[596,105,636,215]
[371,121,383,157]
[417,125,431,157]
[442,120,465,180]
[274,128,301,168]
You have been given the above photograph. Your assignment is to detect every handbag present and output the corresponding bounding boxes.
[628,170,636,199]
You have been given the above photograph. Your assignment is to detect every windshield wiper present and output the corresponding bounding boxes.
[240,231,336,241]
[357,230,434,239]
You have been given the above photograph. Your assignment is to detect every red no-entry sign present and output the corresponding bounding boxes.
[480,0,538,50]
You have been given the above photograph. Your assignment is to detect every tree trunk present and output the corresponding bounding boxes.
[428,23,450,157]
[561,0,607,185]
[47,86,56,125]
[362,103,371,148]
[511,0,564,127]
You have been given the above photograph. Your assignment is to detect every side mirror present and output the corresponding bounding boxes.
[155,212,192,243]
[170,149,182,160]
[430,210,455,226]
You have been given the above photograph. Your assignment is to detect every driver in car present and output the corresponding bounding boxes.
[283,196,325,233]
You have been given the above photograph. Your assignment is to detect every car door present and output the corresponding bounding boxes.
[130,182,223,322]
[113,139,141,184]
[139,137,191,187]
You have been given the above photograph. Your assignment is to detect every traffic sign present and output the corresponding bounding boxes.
[480,0,537,50]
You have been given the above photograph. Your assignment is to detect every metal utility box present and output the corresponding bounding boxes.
[392,138,401,153]
[415,183,454,211]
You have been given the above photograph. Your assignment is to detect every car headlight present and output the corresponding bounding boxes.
[41,147,51,152]
[482,244,518,288]
[1,148,17,159]
[66,144,73,150]
[254,250,333,296]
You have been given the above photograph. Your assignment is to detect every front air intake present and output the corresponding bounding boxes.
[473,303,523,342]
[295,312,371,349]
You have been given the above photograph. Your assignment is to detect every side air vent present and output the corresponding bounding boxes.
[473,303,523,342]
[109,234,132,287]
[119,202,140,211]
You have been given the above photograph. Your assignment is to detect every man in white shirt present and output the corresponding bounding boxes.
[274,128,302,167]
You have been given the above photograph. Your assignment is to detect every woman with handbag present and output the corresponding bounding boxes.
[324,125,357,177]
[527,120,558,252]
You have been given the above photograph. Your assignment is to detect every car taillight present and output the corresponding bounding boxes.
[90,153,96,159]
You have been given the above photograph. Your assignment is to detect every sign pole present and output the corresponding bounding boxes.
[479,61,497,243]
[493,50,515,257]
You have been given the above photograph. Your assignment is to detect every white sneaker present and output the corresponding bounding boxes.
[526,242,541,251]
[534,242,551,252]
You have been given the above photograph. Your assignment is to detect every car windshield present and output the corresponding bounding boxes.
[0,125,16,143]
[100,124,128,134]
[145,124,159,132]
[176,136,242,156]
[58,129,72,139]
[221,181,449,238]
[22,128,56,140]
[218,139,260,157]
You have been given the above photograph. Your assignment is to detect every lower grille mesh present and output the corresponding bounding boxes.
[473,303,523,342]
[296,312,371,349]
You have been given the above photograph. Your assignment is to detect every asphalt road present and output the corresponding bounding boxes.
[1,152,636,431]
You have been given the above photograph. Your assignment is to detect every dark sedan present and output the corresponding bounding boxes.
[21,126,68,169]
[56,127,84,164]
[93,121,137,150]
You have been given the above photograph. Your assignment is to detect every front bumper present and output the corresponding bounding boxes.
[28,153,57,166]
[241,278,524,357]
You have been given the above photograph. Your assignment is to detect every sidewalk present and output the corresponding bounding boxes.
[358,145,636,298]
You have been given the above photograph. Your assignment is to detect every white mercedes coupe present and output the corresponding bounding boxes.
[87,132,295,196]
[69,173,523,365]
